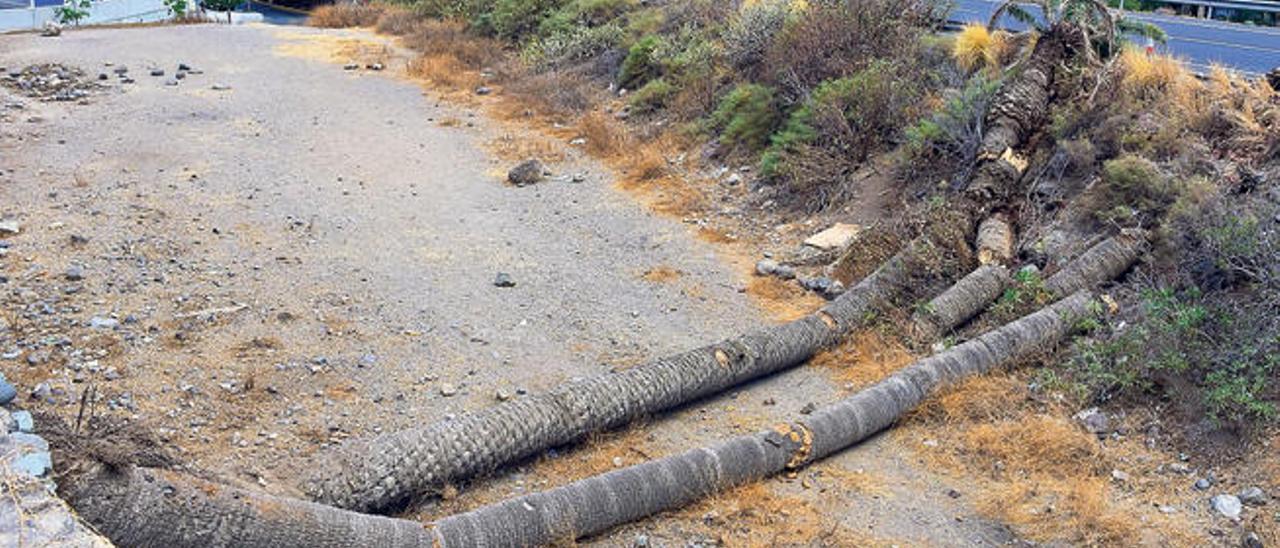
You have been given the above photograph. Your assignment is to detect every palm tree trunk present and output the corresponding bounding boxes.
[965,34,1068,207]
[427,291,1096,547]
[1043,230,1147,297]
[62,465,435,548]
[976,213,1014,265]
[912,264,1010,340]
[302,243,920,513]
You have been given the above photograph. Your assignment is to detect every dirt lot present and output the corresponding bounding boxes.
[0,24,1024,545]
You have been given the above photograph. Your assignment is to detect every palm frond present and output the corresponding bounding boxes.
[988,1,1044,30]
[1117,17,1168,43]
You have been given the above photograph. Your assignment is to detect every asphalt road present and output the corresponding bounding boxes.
[953,0,1280,74]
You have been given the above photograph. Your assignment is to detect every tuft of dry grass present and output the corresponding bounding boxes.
[401,19,502,69]
[961,414,1105,478]
[810,331,915,390]
[676,481,882,547]
[640,265,682,283]
[308,2,384,28]
[980,477,1141,546]
[485,133,565,163]
[746,276,824,321]
[1119,48,1196,104]
[408,54,484,91]
[952,24,1008,72]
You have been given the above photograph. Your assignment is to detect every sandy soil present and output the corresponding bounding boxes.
[1,24,1016,546]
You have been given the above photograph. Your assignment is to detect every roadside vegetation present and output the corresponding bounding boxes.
[304,0,1277,543]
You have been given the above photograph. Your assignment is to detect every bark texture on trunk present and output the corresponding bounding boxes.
[1043,230,1146,297]
[302,246,918,513]
[913,264,1010,340]
[964,35,1068,208]
[976,214,1015,265]
[64,466,434,548]
[428,292,1095,547]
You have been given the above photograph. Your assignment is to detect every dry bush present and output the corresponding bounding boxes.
[408,54,483,90]
[401,19,503,69]
[961,414,1106,478]
[308,2,384,28]
[761,0,937,101]
[578,110,628,157]
[373,5,419,35]
[1118,48,1198,106]
[952,24,1009,73]
[501,68,596,116]
[912,374,1026,423]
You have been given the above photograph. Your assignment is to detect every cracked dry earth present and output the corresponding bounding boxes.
[1,24,1015,546]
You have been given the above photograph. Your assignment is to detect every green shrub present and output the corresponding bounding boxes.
[618,34,663,88]
[903,74,1001,186]
[628,78,676,113]
[489,0,564,40]
[1083,155,1180,227]
[764,61,923,178]
[708,83,780,151]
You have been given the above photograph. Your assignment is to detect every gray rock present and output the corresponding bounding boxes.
[177,63,191,71]
[1243,532,1263,548]
[367,63,384,71]
[211,83,232,91]
[755,259,779,276]
[493,272,516,288]
[495,389,512,402]
[11,410,33,433]
[89,316,119,329]
[474,86,492,95]
[150,68,164,77]
[0,374,16,405]
[507,159,545,187]
[1238,486,1268,506]
[174,71,186,80]
[164,79,179,86]
[0,219,20,236]
[1195,478,1213,490]
[41,21,62,37]
[13,451,51,477]
[439,383,458,397]
[0,409,13,432]
[30,382,52,401]
[1075,407,1109,435]
[65,264,83,281]
[1211,494,1243,519]
[113,66,128,75]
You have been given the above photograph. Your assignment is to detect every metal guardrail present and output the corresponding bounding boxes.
[1157,0,1280,13]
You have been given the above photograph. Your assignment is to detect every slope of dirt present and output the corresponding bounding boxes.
[1,24,1012,545]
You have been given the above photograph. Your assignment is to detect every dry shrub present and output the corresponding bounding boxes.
[402,19,502,69]
[952,24,1008,73]
[408,54,483,90]
[1118,48,1197,105]
[308,2,384,28]
[762,0,936,101]
[373,5,419,35]
[578,110,628,157]
[501,68,596,116]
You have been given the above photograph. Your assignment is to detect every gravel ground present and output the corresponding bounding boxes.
[1,24,1015,546]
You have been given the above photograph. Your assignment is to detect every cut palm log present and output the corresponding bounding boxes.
[427,292,1095,547]
[1043,230,1147,297]
[302,244,920,513]
[912,264,1010,340]
[976,214,1014,265]
[964,34,1067,207]
[64,466,435,548]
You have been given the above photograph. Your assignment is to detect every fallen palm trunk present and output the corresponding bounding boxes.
[912,264,1010,339]
[64,466,435,548]
[976,213,1014,265]
[303,244,921,513]
[964,35,1067,207]
[427,291,1095,547]
[1043,230,1147,297]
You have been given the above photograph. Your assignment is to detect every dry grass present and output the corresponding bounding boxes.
[981,477,1140,546]
[407,54,484,91]
[952,24,1008,72]
[962,414,1105,478]
[308,2,384,28]
[746,276,824,321]
[640,265,683,283]
[401,19,502,69]
[1119,48,1197,104]
[676,481,885,547]
[809,331,915,390]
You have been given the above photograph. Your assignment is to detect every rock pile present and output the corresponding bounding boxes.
[1,64,102,102]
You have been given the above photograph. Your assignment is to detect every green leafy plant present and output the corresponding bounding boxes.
[707,83,779,151]
[617,34,663,89]
[54,0,91,26]
[164,0,188,17]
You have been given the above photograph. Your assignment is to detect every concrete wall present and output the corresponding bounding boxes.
[0,0,169,32]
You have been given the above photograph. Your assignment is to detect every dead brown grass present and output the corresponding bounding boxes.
[677,482,888,547]
[308,3,384,28]
[407,54,484,92]
[809,331,915,390]
[401,19,502,69]
[746,276,824,322]
[640,265,682,283]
